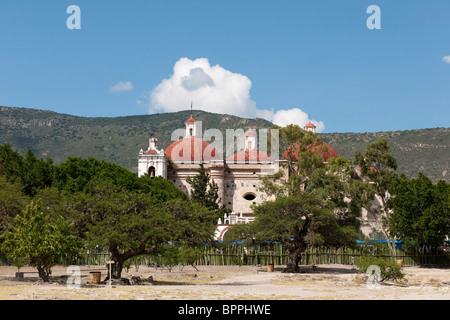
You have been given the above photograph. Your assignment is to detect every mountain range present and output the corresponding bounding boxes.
[0,106,448,183]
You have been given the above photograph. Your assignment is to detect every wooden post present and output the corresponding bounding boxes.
[106,261,114,287]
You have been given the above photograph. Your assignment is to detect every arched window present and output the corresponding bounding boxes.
[148,166,156,178]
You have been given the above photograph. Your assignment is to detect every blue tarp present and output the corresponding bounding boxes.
[217,239,404,249]
[356,239,403,249]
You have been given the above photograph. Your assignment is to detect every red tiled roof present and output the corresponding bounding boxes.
[226,149,274,162]
[165,137,219,162]
[245,129,256,137]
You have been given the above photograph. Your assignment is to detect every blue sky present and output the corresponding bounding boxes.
[0,1,449,133]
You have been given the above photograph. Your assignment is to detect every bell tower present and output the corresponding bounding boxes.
[138,135,167,178]
[185,102,197,137]
[245,129,256,150]
[304,122,316,133]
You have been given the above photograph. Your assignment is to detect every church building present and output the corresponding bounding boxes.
[138,114,285,239]
[138,114,380,240]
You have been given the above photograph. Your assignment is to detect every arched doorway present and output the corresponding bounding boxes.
[148,166,156,178]
[218,226,232,241]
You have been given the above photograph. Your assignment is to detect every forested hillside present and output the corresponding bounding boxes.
[0,106,448,182]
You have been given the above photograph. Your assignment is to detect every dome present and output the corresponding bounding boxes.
[186,116,196,123]
[226,149,274,162]
[282,141,338,162]
[245,129,256,137]
[165,137,219,162]
[145,149,158,155]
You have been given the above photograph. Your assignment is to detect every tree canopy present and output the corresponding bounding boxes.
[1,199,81,281]
[186,162,228,216]
[353,138,398,252]
[0,144,216,280]
[388,173,450,249]
[77,183,216,278]
[0,144,53,196]
[228,125,360,272]
[260,124,326,198]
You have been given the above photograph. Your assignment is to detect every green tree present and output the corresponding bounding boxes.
[241,194,356,272]
[0,144,24,183]
[150,244,202,271]
[1,199,81,282]
[307,156,361,231]
[53,157,142,194]
[260,124,326,198]
[80,182,215,279]
[21,149,54,196]
[229,126,359,272]
[186,162,226,215]
[0,175,29,235]
[388,173,450,249]
[353,138,398,252]
[0,145,53,197]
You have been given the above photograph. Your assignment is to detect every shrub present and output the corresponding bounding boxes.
[356,255,405,282]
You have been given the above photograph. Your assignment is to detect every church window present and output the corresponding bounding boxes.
[243,193,256,201]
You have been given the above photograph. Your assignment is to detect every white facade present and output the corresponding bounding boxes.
[138,137,167,179]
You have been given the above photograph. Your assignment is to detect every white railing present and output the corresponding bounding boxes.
[218,212,254,225]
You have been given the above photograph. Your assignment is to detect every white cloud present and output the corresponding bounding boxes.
[149,57,273,120]
[443,55,450,64]
[148,57,325,132]
[181,67,215,91]
[110,81,134,92]
[272,108,325,132]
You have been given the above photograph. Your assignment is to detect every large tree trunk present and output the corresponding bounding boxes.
[108,244,127,280]
[107,243,158,280]
[110,257,125,279]
[284,243,306,273]
[366,204,396,256]
[37,263,50,282]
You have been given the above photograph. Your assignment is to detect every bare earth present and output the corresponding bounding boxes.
[0,264,449,300]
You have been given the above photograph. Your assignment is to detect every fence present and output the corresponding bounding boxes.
[1,242,450,267]
[198,244,450,267]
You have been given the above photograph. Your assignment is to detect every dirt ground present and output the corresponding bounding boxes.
[0,264,449,300]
